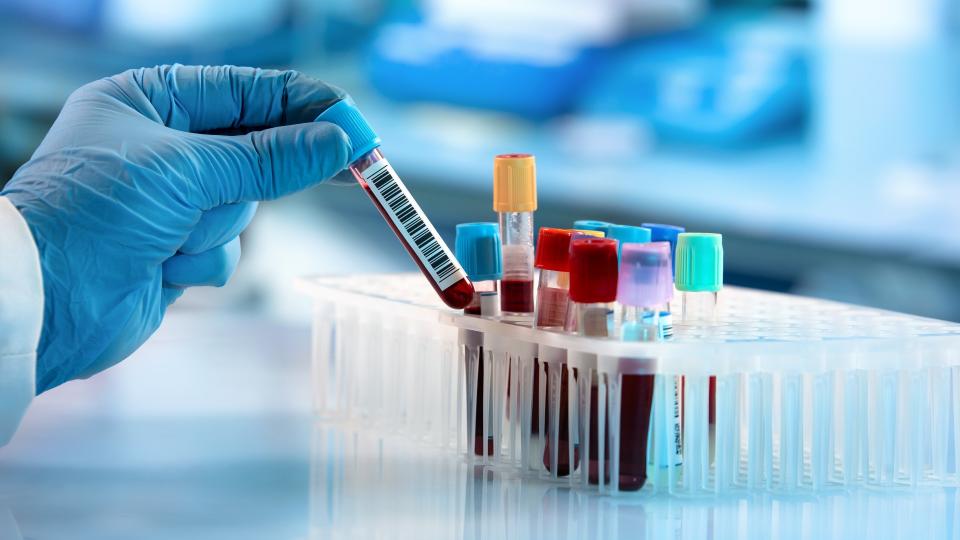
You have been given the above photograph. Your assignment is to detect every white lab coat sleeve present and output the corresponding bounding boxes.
[0,196,41,445]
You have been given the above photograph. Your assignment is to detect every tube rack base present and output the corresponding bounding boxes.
[298,273,960,496]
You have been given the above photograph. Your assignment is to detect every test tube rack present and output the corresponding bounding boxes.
[299,273,960,496]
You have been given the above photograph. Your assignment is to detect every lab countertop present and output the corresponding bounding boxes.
[1,309,958,539]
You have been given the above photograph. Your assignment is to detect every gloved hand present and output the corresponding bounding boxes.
[1,64,352,392]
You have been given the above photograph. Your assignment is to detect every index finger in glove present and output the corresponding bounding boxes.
[108,64,348,133]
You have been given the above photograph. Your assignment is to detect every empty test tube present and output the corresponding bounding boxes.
[675,233,723,323]
[675,232,723,425]
[494,154,537,318]
[456,223,503,316]
[617,242,679,490]
[317,99,475,309]
[455,223,503,457]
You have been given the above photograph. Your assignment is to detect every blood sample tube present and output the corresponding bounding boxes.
[316,99,475,309]
[529,228,602,442]
[544,237,619,478]
[533,228,573,329]
[455,222,503,456]
[675,233,723,424]
[564,237,619,336]
[493,154,537,318]
[616,242,677,491]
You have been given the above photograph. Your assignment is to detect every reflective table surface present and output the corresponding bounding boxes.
[1,310,958,539]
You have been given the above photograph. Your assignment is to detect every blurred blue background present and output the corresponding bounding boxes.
[1,0,959,321]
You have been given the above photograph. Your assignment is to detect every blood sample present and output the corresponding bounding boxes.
[455,223,503,456]
[316,99,474,309]
[616,242,677,491]
[493,154,537,318]
[500,279,534,314]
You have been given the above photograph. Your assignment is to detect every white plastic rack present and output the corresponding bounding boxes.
[299,273,960,496]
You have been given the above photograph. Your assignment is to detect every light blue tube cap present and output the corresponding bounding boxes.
[455,222,502,282]
[573,220,613,235]
[315,98,382,164]
[605,224,652,256]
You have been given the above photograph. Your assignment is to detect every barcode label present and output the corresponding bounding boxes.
[360,160,466,291]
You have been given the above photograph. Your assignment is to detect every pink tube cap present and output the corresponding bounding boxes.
[617,242,674,307]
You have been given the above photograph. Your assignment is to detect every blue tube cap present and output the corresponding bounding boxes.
[605,224,652,256]
[455,222,502,282]
[573,220,613,235]
[642,223,685,263]
[315,98,381,164]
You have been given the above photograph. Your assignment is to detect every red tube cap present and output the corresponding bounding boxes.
[569,238,619,303]
[535,227,574,271]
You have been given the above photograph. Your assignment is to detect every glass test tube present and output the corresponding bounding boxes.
[317,99,475,309]
[493,154,537,317]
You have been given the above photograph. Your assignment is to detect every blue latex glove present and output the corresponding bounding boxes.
[1,65,352,392]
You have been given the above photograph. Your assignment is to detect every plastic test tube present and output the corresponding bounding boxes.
[494,154,537,318]
[642,223,686,337]
[456,223,503,316]
[455,223,503,457]
[553,237,619,481]
[317,99,475,309]
[617,242,679,490]
[675,233,723,324]
[675,232,724,428]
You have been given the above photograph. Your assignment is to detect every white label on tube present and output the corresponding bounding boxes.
[360,159,467,291]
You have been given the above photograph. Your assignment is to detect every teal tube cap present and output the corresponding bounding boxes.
[455,222,503,282]
[675,233,723,292]
[315,98,381,164]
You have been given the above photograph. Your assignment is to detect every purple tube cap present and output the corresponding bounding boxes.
[617,242,674,307]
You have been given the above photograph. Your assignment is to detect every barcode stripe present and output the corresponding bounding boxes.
[362,162,464,285]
